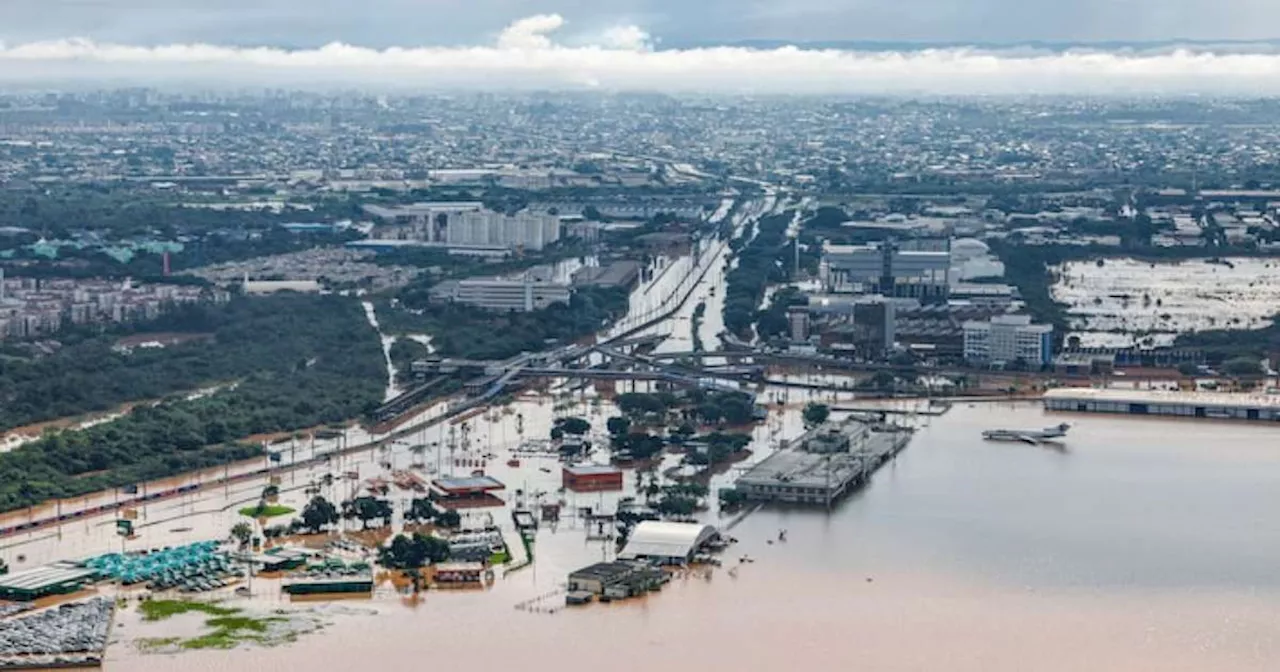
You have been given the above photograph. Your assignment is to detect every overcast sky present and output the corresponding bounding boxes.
[2,3,1280,93]
[2,0,1279,47]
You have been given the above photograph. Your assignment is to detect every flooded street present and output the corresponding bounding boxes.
[6,192,1280,670]
[97,403,1280,672]
[1052,256,1280,348]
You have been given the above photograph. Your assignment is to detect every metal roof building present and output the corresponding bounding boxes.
[1043,388,1280,422]
[618,521,718,564]
[0,564,99,601]
[431,476,505,495]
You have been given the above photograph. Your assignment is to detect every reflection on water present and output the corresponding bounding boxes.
[76,403,1280,670]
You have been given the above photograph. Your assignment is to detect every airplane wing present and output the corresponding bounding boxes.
[1019,435,1038,445]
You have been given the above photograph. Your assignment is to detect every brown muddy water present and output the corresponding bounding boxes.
[20,400,1271,671]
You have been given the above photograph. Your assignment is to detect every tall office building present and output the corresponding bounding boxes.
[448,211,562,251]
[962,314,1053,367]
[788,307,811,342]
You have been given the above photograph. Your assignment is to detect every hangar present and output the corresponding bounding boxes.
[618,521,718,565]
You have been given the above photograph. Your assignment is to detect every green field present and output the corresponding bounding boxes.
[140,599,237,621]
[238,505,295,519]
[135,600,287,650]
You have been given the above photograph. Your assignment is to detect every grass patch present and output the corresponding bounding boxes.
[182,632,257,650]
[205,616,271,633]
[238,505,295,519]
[136,637,180,651]
[489,549,511,565]
[138,600,299,652]
[139,600,239,621]
[180,615,285,650]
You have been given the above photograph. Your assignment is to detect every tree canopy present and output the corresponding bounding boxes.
[0,294,385,513]
[803,403,831,427]
[300,496,340,534]
[0,294,385,432]
[378,533,451,569]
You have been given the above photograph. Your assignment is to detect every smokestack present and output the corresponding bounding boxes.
[162,251,171,277]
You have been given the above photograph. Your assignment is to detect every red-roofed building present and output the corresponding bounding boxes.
[562,464,624,492]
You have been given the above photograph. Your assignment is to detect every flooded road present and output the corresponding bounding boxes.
[7,190,1280,669]
[100,403,1280,671]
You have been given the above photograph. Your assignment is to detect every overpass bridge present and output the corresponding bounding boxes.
[372,376,450,421]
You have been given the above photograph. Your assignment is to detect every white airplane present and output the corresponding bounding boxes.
[982,423,1071,445]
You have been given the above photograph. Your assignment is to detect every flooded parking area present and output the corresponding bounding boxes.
[76,402,1280,672]
[1,398,1279,671]
[1052,257,1280,348]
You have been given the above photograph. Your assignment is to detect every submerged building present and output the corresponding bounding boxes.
[1043,388,1280,422]
[617,521,720,565]
[567,561,668,599]
[734,419,911,506]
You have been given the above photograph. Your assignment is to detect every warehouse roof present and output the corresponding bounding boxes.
[618,521,717,561]
[432,476,505,493]
[563,464,623,477]
[0,564,98,593]
[1043,387,1280,410]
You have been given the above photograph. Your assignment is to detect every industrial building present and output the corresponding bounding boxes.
[1043,388,1280,422]
[0,564,100,602]
[363,202,562,251]
[567,561,668,600]
[819,240,951,300]
[282,572,374,595]
[430,265,574,312]
[430,476,506,509]
[734,420,912,506]
[948,238,1006,281]
[433,562,487,585]
[963,314,1054,367]
[448,210,561,251]
[809,294,896,358]
[617,521,720,565]
[562,464,624,492]
[363,202,484,241]
[788,307,810,342]
[572,261,641,289]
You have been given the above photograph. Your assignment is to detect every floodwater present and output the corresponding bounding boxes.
[1053,256,1280,348]
[9,192,1280,669]
[95,402,1280,671]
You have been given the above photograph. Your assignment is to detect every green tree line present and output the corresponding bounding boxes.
[0,294,383,432]
[0,294,386,512]
[723,213,794,339]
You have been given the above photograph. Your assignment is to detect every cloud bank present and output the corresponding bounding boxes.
[4,14,1280,94]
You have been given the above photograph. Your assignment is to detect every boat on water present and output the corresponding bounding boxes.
[982,423,1071,444]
